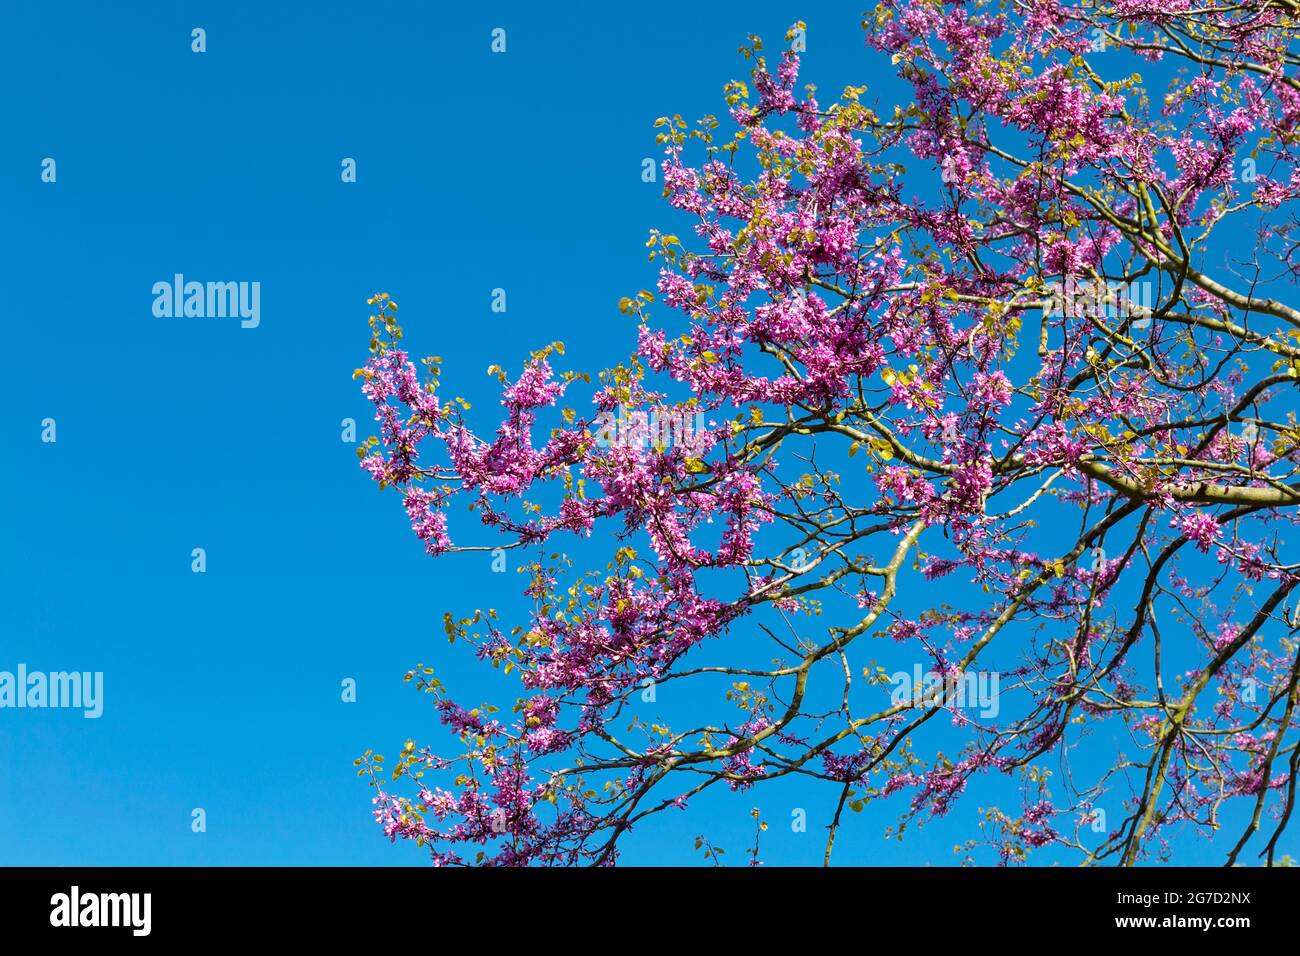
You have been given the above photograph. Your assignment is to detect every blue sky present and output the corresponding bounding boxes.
[0,1,1291,866]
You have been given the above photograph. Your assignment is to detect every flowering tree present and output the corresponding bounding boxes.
[353,0,1300,866]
